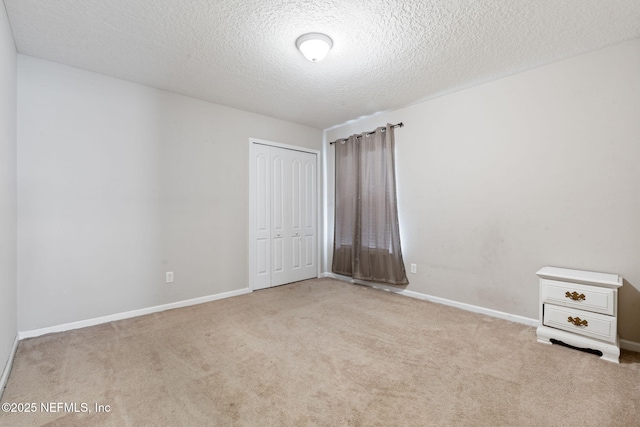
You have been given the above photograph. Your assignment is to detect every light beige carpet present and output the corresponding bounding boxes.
[1,278,639,426]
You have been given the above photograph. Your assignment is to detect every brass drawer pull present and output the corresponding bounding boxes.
[565,291,586,301]
[567,316,588,327]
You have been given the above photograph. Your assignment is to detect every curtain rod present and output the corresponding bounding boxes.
[329,122,404,145]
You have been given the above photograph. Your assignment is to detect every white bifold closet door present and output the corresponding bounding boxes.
[251,143,317,290]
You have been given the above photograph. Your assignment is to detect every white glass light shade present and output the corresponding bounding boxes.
[296,33,333,62]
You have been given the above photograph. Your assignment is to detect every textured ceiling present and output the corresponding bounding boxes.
[4,0,640,129]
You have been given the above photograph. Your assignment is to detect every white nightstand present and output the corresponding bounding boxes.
[536,266,623,363]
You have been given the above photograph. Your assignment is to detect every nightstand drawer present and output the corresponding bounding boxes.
[543,304,617,344]
[540,279,616,316]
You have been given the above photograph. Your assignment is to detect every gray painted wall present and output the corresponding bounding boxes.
[325,39,640,343]
[17,56,322,331]
[0,0,17,381]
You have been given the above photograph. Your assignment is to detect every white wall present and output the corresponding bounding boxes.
[325,39,640,343]
[17,56,322,331]
[0,0,17,379]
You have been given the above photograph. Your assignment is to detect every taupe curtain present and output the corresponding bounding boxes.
[332,124,409,285]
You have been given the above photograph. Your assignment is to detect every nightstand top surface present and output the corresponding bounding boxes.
[536,266,622,289]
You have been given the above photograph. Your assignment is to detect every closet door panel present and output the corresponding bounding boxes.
[302,155,317,273]
[288,150,317,282]
[251,145,271,290]
[271,151,291,286]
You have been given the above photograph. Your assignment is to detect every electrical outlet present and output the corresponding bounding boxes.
[166,272,174,283]
[410,264,417,274]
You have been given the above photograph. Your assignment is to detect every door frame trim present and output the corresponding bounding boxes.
[248,138,321,291]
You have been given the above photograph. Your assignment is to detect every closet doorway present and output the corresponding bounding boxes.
[249,139,319,290]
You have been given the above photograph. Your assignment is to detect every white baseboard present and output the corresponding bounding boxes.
[323,272,538,328]
[0,334,19,399]
[322,273,640,351]
[399,288,540,327]
[620,339,640,353]
[18,287,252,340]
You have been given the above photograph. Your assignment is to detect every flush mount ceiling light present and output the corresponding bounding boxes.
[296,33,333,62]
